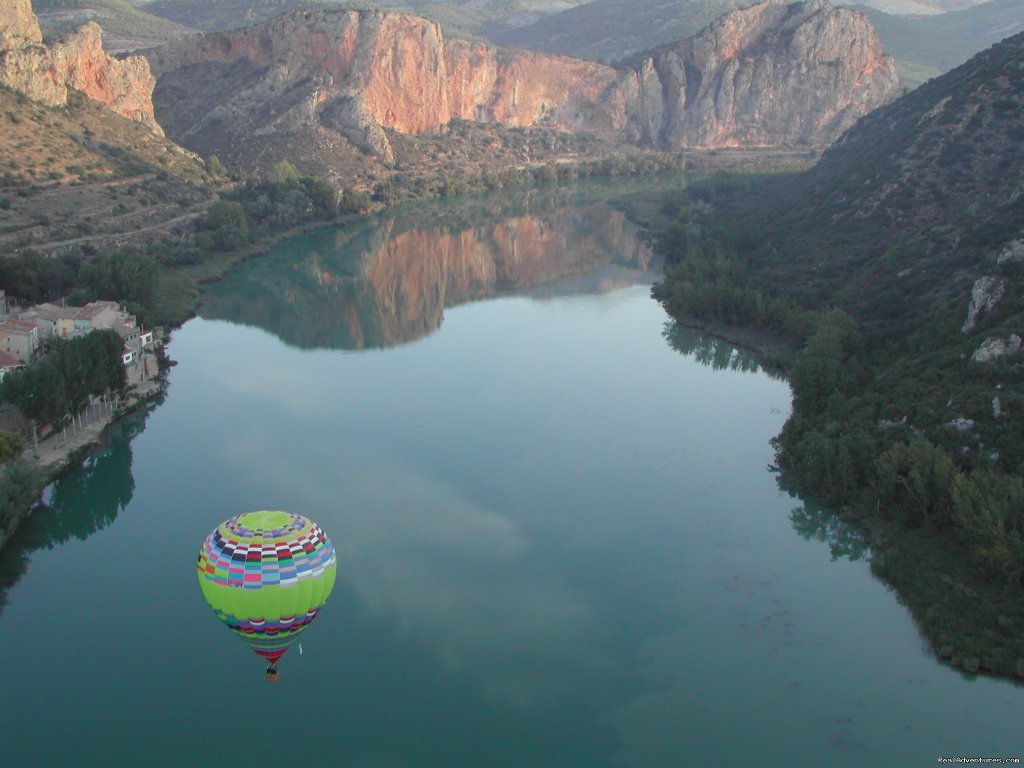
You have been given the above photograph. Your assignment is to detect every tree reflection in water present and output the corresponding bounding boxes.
[787,501,870,562]
[0,408,147,616]
[664,320,868,562]
[661,321,781,378]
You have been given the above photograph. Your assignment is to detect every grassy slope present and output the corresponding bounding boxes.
[0,86,213,256]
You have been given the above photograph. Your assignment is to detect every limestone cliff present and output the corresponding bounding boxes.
[148,0,898,162]
[0,0,42,49]
[625,0,900,147]
[0,2,162,135]
[148,9,624,161]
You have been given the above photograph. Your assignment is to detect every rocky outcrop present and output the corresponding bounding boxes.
[148,9,626,152]
[971,335,1022,363]
[148,0,898,160]
[0,0,42,48]
[625,0,900,147]
[998,239,1024,265]
[319,94,395,162]
[962,275,1006,333]
[0,4,162,135]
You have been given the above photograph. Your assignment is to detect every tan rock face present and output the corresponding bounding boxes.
[0,0,42,48]
[150,1,899,159]
[149,9,625,141]
[0,8,162,135]
[627,0,901,148]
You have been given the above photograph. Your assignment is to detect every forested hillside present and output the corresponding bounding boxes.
[655,31,1024,676]
[493,0,749,61]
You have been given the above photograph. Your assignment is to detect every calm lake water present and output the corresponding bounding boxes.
[0,185,1020,766]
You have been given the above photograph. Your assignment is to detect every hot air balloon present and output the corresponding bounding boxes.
[197,510,337,681]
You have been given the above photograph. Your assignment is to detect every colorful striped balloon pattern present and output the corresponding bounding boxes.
[197,511,337,665]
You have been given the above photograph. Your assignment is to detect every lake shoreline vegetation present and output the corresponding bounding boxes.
[0,328,157,550]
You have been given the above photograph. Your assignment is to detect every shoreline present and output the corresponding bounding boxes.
[0,378,165,551]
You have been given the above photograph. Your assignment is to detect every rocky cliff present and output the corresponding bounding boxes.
[148,0,898,163]
[0,0,162,135]
[148,9,625,162]
[0,0,43,48]
[625,0,900,147]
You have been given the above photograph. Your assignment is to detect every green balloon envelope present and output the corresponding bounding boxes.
[197,511,337,666]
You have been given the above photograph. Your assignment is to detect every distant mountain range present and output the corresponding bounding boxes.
[138,0,591,38]
[846,0,991,14]
[494,0,749,61]
[495,0,1023,87]
[861,0,1024,85]
[27,1,1024,92]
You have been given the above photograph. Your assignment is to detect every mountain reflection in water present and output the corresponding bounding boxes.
[201,189,660,350]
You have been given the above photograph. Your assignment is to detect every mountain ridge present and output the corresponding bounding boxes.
[145,0,899,178]
[495,0,1023,91]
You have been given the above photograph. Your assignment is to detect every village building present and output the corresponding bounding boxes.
[0,349,23,380]
[0,317,39,363]
[2,297,158,388]
[17,303,79,341]
[74,300,131,333]
[2,296,159,385]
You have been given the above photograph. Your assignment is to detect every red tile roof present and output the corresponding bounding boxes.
[0,317,38,334]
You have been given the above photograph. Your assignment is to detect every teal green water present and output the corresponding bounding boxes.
[0,189,1020,767]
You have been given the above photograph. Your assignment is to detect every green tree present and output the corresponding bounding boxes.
[196,200,252,252]
[0,430,25,463]
[76,249,159,309]
[952,470,1024,584]
[339,189,372,214]
[0,461,44,534]
[0,251,79,304]
[273,160,301,188]
[205,155,227,177]
[303,178,338,217]
[202,200,250,233]
[875,438,957,527]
